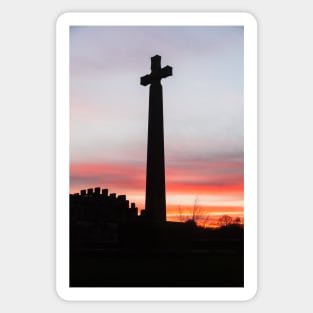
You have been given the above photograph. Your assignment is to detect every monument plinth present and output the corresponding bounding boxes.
[141,55,172,222]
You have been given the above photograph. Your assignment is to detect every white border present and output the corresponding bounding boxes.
[56,12,257,301]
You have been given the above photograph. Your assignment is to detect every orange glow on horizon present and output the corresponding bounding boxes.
[70,162,244,228]
[166,204,243,227]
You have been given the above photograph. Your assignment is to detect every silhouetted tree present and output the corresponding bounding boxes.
[177,205,186,223]
[184,219,197,229]
[218,215,233,227]
[182,197,210,228]
[234,217,241,224]
[191,197,201,223]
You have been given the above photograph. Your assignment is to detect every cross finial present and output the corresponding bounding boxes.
[140,55,173,86]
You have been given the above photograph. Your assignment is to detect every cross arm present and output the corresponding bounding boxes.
[161,65,173,79]
[140,63,173,87]
[140,74,151,86]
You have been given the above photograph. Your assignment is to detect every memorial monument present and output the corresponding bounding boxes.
[141,55,172,222]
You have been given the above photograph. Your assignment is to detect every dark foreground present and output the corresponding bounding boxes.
[70,249,243,287]
[70,221,243,287]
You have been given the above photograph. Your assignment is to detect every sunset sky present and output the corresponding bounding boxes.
[70,26,244,226]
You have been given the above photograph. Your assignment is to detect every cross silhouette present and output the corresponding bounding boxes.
[140,55,172,222]
[140,55,172,86]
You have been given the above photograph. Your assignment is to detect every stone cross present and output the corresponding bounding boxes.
[141,55,172,222]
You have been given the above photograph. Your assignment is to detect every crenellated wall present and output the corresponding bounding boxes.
[70,187,138,223]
